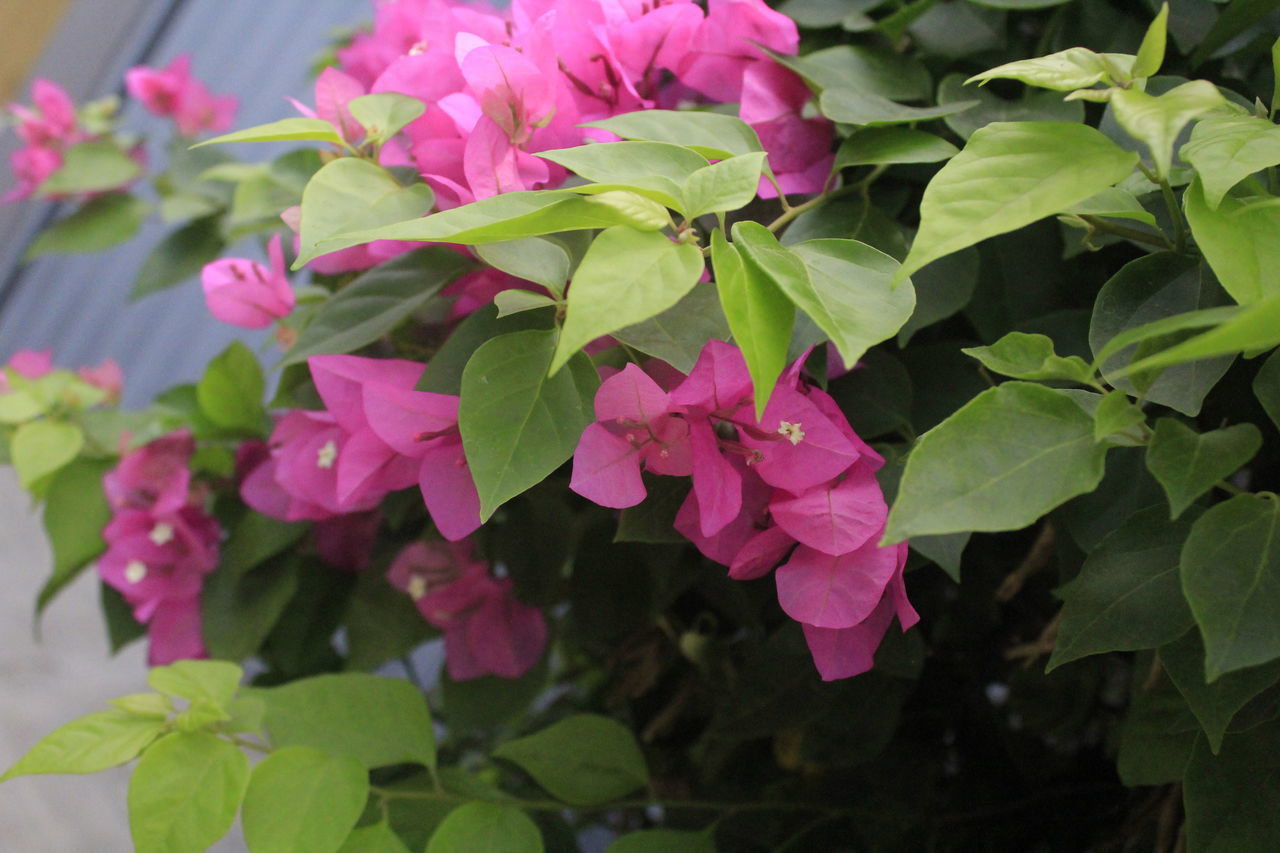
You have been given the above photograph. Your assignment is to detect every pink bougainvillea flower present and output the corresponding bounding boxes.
[146,596,208,665]
[9,79,78,149]
[103,431,196,515]
[78,358,124,402]
[98,508,218,621]
[676,0,800,102]
[3,145,62,202]
[290,66,367,144]
[740,62,834,198]
[6,349,54,379]
[769,464,887,556]
[201,234,295,329]
[312,510,381,571]
[125,55,236,136]
[774,536,902,629]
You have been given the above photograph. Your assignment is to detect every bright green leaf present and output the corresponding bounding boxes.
[1093,389,1147,443]
[296,158,434,265]
[966,47,1133,91]
[1181,494,1280,679]
[195,117,344,147]
[962,331,1096,383]
[1132,3,1171,79]
[1,710,165,781]
[885,382,1108,542]
[1114,290,1280,379]
[900,122,1137,279]
[148,660,243,709]
[1048,505,1195,671]
[348,93,426,144]
[11,420,83,490]
[1063,187,1158,227]
[1181,115,1280,209]
[681,152,768,218]
[818,89,976,126]
[196,341,264,433]
[255,672,437,769]
[1145,419,1261,518]
[538,141,707,211]
[25,193,150,260]
[834,127,958,169]
[937,73,1084,140]
[427,802,543,853]
[40,140,142,195]
[127,732,248,853]
[494,290,557,318]
[281,247,471,366]
[492,714,649,805]
[1161,629,1280,752]
[716,225,794,418]
[612,283,731,374]
[242,746,369,853]
[581,110,763,159]
[339,821,413,853]
[460,329,599,520]
[1110,80,1225,179]
[1184,176,1280,304]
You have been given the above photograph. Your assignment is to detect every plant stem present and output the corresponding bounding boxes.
[1214,478,1247,496]
[1159,179,1186,253]
[1078,215,1174,251]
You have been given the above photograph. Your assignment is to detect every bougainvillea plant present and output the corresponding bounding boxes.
[3,0,1280,849]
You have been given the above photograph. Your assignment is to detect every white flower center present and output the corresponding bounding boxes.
[407,575,427,601]
[148,523,174,546]
[124,560,147,584]
[316,440,338,469]
[777,421,805,445]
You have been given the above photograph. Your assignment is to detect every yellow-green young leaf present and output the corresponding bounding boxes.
[1160,629,1280,753]
[884,382,1108,542]
[1184,177,1280,304]
[339,821,413,853]
[1047,505,1195,671]
[1110,80,1226,179]
[1,710,165,781]
[475,233,588,296]
[899,122,1137,279]
[255,672,437,770]
[492,714,649,805]
[494,289,557,318]
[537,141,706,212]
[581,110,763,159]
[1181,494,1280,680]
[148,660,243,709]
[195,117,344,148]
[1064,187,1158,227]
[127,732,249,853]
[1093,389,1147,443]
[715,226,794,418]
[25,193,150,261]
[347,93,425,144]
[1145,419,1261,518]
[242,747,369,853]
[817,90,976,127]
[783,238,915,369]
[551,226,704,374]
[937,73,1084,140]
[1114,290,1280,379]
[834,127,958,169]
[1181,115,1280,209]
[604,829,717,853]
[196,341,265,433]
[11,420,83,490]
[40,140,142,195]
[681,152,768,218]
[109,693,174,719]
[0,387,43,423]
[296,158,435,265]
[427,803,544,853]
[1132,3,1170,79]
[961,331,1095,384]
[966,47,1133,91]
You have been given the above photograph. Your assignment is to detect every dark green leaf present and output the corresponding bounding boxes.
[962,331,1095,383]
[196,341,265,433]
[25,193,150,260]
[131,216,225,300]
[37,456,113,618]
[604,829,717,853]
[342,568,434,673]
[1183,722,1280,851]
[1093,389,1147,443]
[818,89,977,127]
[1162,629,1280,752]
[834,127,958,169]
[581,110,763,159]
[1252,347,1280,431]
[937,74,1084,140]
[1189,0,1280,66]
[612,283,730,374]
[201,556,300,661]
[1145,419,1261,518]
[417,304,555,395]
[440,659,549,733]
[1116,668,1198,785]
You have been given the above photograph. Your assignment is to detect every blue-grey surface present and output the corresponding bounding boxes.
[0,0,363,406]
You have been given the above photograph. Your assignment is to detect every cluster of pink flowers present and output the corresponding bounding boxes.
[570,341,917,680]
[98,432,220,665]
[3,80,84,202]
[125,55,237,137]
[0,348,123,402]
[200,233,295,329]
[388,539,546,680]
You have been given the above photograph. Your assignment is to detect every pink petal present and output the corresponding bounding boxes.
[689,418,742,538]
[801,593,897,681]
[363,382,460,458]
[728,525,795,580]
[463,583,548,678]
[335,427,419,508]
[309,355,425,434]
[147,597,207,666]
[774,539,900,629]
[569,422,647,509]
[669,340,752,417]
[418,438,483,541]
[738,384,859,493]
[595,363,671,424]
[769,465,886,556]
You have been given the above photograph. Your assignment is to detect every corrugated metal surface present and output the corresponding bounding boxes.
[0,0,363,406]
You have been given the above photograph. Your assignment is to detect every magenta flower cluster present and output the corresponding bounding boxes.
[570,341,917,680]
[98,432,220,665]
[4,80,88,202]
[125,55,237,138]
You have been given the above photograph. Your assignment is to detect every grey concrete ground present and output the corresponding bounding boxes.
[0,469,245,851]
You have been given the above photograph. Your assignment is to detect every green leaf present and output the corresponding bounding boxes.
[1116,668,1198,786]
[1063,187,1158,227]
[342,568,435,672]
[1253,348,1280,431]
[1161,629,1280,752]
[492,714,649,805]
[196,341,265,433]
[0,387,43,423]
[475,233,588,296]
[1110,80,1225,179]
[195,117,344,147]
[1132,3,1171,79]
[460,329,599,520]
[25,193,150,260]
[220,511,308,579]
[834,127,958,169]
[1048,506,1195,671]
[1181,494,1280,679]
[494,289,557,318]
[127,732,249,853]
[717,224,796,417]
[39,140,142,195]
[612,283,730,374]
[319,190,670,256]
[427,803,544,853]
[817,89,976,127]
[1093,390,1147,443]
[768,43,932,100]
[1114,290,1280,379]
[782,238,915,368]
[148,660,243,709]
[1,710,165,781]
[1145,419,1261,518]
[605,829,717,853]
[899,122,1137,279]
[962,332,1095,384]
[552,227,704,373]
[201,555,300,660]
[1181,115,1280,209]
[581,110,763,159]
[11,420,83,490]
[966,47,1132,91]
[256,672,436,769]
[440,660,549,732]
[1184,722,1280,850]
[339,821,413,853]
[1184,176,1280,305]
[884,382,1108,542]
[296,158,434,265]
[102,582,147,653]
[681,152,769,218]
[537,141,707,211]
[897,247,978,344]
[131,216,225,300]
[418,304,555,395]
[615,476,691,544]
[242,746,369,853]
[1190,0,1280,67]
[937,73,1084,140]
[36,456,113,617]
[281,247,471,366]
[1273,34,1280,116]
[1089,252,1234,416]
[109,693,174,719]
[348,92,426,144]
